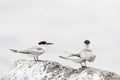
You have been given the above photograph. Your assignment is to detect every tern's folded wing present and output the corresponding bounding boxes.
[63,51,81,57]
[59,56,85,63]
[18,49,31,54]
[18,48,44,54]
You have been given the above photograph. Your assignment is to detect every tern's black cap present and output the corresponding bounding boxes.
[38,41,47,45]
[84,40,90,45]
[38,41,53,45]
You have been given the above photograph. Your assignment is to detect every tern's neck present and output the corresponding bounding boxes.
[85,45,89,49]
[40,45,47,50]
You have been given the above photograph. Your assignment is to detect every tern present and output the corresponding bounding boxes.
[59,40,96,68]
[10,41,53,61]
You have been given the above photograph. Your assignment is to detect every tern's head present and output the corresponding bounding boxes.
[38,41,53,45]
[84,40,90,45]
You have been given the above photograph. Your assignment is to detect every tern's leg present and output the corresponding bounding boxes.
[81,61,87,68]
[84,61,86,66]
[81,62,87,68]
[36,57,39,61]
[80,63,82,66]
[34,57,37,61]
[80,63,83,68]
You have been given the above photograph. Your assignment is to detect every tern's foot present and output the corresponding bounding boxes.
[35,60,45,62]
[82,66,87,69]
[37,60,42,61]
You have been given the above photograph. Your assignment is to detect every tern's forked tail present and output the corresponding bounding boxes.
[59,56,69,60]
[10,49,18,53]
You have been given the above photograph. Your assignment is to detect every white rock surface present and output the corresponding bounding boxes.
[2,60,120,80]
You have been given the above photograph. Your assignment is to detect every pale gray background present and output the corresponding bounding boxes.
[0,0,120,77]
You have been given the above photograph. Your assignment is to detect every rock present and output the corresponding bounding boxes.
[2,60,120,80]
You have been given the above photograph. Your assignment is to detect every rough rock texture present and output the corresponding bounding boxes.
[2,60,120,80]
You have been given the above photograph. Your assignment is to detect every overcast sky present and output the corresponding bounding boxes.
[0,0,120,77]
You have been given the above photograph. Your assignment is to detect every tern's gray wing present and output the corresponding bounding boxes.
[63,51,81,57]
[59,55,85,63]
[18,49,31,54]
[17,47,44,54]
[68,54,81,58]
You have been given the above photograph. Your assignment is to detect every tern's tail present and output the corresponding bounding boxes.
[10,49,18,53]
[59,56,69,60]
